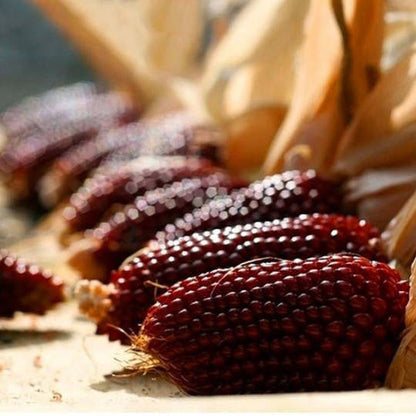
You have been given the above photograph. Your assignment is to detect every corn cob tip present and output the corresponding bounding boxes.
[75,280,115,322]
[118,335,162,377]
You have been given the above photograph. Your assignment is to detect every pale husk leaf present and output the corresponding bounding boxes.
[334,43,416,176]
[344,163,416,230]
[386,258,416,389]
[382,189,416,272]
[201,0,309,122]
[200,0,309,172]
[32,0,204,104]
[263,0,384,175]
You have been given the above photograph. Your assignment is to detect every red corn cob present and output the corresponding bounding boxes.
[0,250,64,317]
[1,82,99,139]
[0,92,138,201]
[63,157,221,231]
[103,113,222,165]
[155,170,342,243]
[131,254,408,394]
[38,122,146,207]
[77,213,387,342]
[70,173,247,276]
[38,113,222,207]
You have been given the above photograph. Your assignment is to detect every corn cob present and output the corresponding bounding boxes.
[131,254,407,394]
[77,214,388,343]
[103,113,222,165]
[88,173,246,264]
[38,122,146,207]
[0,82,99,139]
[156,170,342,243]
[63,157,220,231]
[0,250,64,317]
[38,114,222,207]
[0,92,138,200]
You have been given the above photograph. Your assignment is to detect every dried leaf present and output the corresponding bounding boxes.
[264,0,384,175]
[344,163,416,230]
[201,0,309,172]
[334,43,416,176]
[382,189,416,272]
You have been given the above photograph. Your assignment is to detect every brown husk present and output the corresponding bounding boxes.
[382,189,416,272]
[201,0,309,173]
[386,258,416,389]
[264,0,384,175]
[333,43,416,176]
[344,163,416,230]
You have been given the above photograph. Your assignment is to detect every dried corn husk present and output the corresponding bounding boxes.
[385,257,416,389]
[31,0,204,104]
[264,0,384,175]
[382,189,416,273]
[344,163,416,230]
[383,3,416,70]
[333,42,416,176]
[200,0,309,172]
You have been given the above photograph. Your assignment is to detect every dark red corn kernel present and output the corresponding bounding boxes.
[89,173,246,267]
[155,170,343,243]
[90,213,386,342]
[0,92,138,201]
[0,250,64,317]
[63,157,219,231]
[136,254,407,395]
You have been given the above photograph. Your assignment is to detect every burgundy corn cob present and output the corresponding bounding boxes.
[132,254,408,394]
[104,112,222,165]
[77,213,388,342]
[38,122,146,207]
[39,113,222,207]
[0,82,99,139]
[156,170,342,243]
[85,173,247,268]
[63,157,221,231]
[0,250,64,317]
[0,92,138,200]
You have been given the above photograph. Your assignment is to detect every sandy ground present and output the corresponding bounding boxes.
[3,302,416,412]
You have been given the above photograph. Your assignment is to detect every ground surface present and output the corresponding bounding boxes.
[3,300,416,412]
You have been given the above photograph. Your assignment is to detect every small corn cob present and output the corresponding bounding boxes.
[63,157,220,231]
[38,122,146,207]
[104,113,222,165]
[38,115,222,207]
[0,92,138,200]
[0,82,99,139]
[131,254,408,394]
[0,250,64,317]
[77,214,387,342]
[156,170,342,243]
[85,173,247,267]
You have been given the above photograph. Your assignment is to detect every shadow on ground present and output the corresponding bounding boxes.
[0,329,71,348]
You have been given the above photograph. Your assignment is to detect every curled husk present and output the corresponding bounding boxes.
[386,258,416,389]
[344,163,416,230]
[333,42,416,176]
[264,0,384,175]
[382,189,416,273]
[201,0,309,172]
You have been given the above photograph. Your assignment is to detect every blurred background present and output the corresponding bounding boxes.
[0,0,94,112]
